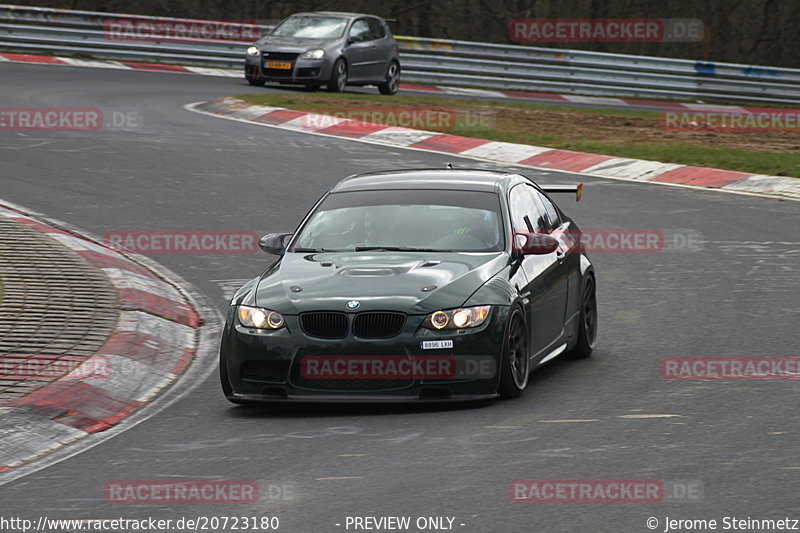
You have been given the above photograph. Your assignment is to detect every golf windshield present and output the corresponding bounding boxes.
[292,189,504,252]
[271,16,348,39]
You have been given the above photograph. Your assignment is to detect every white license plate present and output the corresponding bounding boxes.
[420,340,453,350]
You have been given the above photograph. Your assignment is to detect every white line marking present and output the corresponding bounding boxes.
[683,103,748,112]
[617,414,683,419]
[57,58,129,70]
[562,95,628,106]
[459,141,551,162]
[440,86,507,98]
[538,419,599,423]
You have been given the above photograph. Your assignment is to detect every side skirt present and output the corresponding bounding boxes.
[535,342,568,367]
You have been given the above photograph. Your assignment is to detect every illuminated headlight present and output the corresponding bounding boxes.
[300,49,325,59]
[423,306,491,330]
[246,46,260,56]
[237,305,285,329]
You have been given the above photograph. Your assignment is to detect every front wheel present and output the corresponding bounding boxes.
[377,61,400,95]
[568,275,597,359]
[327,59,348,92]
[498,306,530,399]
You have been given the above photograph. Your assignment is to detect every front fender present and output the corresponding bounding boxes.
[463,266,518,308]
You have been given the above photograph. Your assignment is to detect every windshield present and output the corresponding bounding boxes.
[270,16,348,39]
[291,189,504,252]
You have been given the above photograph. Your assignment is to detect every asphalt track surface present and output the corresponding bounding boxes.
[1,62,799,532]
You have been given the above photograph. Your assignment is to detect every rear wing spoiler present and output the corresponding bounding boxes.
[541,183,583,202]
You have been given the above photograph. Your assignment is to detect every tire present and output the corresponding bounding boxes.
[569,275,597,359]
[377,61,400,95]
[248,79,266,87]
[498,306,530,399]
[327,59,348,92]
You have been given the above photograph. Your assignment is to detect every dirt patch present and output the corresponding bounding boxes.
[490,107,800,154]
[264,95,800,153]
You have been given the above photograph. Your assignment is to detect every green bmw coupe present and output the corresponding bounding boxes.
[220,168,596,403]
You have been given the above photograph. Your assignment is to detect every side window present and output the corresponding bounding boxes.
[368,18,386,39]
[349,19,371,42]
[509,185,548,234]
[533,190,562,231]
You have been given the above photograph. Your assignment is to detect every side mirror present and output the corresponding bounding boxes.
[348,34,365,45]
[259,233,292,255]
[513,231,559,255]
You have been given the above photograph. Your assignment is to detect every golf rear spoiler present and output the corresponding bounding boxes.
[541,183,583,202]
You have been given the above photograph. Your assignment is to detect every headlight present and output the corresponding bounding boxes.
[423,306,491,330]
[246,46,259,55]
[237,305,285,329]
[300,49,325,59]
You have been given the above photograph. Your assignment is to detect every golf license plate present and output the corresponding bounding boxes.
[265,61,292,70]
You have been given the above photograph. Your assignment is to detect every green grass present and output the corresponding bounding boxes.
[236,92,800,177]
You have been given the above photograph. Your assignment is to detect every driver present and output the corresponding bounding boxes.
[452,210,498,247]
[357,207,389,247]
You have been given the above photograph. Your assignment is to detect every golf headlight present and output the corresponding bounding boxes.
[423,306,491,330]
[237,305,285,329]
[246,46,260,55]
[300,49,325,59]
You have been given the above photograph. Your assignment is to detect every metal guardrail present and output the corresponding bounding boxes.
[2,4,800,105]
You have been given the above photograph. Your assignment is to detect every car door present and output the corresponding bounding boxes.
[343,18,377,82]
[365,17,392,80]
[531,188,571,345]
[508,184,569,360]
[536,189,581,333]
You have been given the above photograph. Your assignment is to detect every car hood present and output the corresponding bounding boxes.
[255,251,508,315]
[256,36,336,52]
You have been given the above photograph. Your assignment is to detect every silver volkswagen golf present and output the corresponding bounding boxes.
[245,12,401,95]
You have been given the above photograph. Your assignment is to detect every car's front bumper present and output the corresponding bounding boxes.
[221,305,510,403]
[244,53,331,83]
